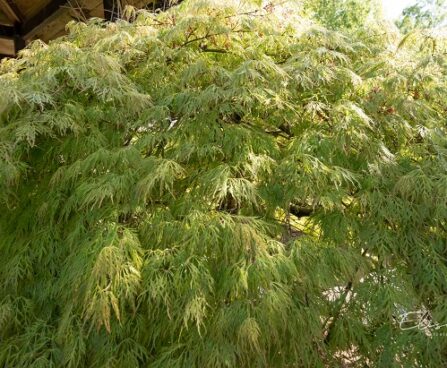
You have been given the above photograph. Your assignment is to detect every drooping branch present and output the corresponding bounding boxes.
[180,29,250,48]
[323,280,353,345]
[323,248,368,345]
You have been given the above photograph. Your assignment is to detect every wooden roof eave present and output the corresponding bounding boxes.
[0,0,24,24]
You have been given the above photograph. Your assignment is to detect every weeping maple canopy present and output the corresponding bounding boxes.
[1,1,447,367]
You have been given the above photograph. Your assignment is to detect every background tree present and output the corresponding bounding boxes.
[397,0,447,32]
[0,0,447,367]
[303,0,383,30]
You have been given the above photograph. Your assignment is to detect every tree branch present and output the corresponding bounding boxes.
[290,204,314,218]
[180,29,250,48]
[323,248,368,345]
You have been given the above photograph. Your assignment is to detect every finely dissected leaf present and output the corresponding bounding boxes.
[1,0,447,367]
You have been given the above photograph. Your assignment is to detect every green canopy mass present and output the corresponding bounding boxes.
[1,1,447,366]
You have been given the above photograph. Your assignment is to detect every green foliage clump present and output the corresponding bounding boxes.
[303,0,383,30]
[397,0,447,33]
[1,1,447,366]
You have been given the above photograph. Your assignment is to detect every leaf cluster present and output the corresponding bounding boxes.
[1,1,447,366]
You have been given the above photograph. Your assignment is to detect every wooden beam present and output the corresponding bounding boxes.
[0,23,25,57]
[20,0,68,36]
[0,10,13,26]
[23,7,71,43]
[0,36,14,55]
[65,0,103,21]
[28,0,104,42]
[0,0,23,23]
[0,23,14,37]
[86,0,105,18]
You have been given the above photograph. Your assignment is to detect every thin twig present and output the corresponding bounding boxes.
[180,29,250,48]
